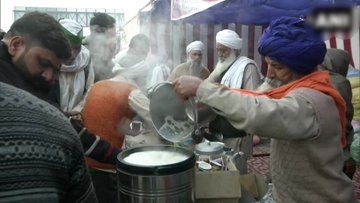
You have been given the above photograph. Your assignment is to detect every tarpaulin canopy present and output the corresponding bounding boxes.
[147,0,360,25]
[140,0,360,72]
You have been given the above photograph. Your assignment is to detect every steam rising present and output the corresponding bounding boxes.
[87,32,117,81]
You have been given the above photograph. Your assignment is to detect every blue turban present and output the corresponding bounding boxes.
[258,17,326,74]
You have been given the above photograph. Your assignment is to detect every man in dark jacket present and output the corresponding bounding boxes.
[0,12,97,202]
[0,11,120,165]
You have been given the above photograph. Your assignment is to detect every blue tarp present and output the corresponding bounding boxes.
[148,0,360,25]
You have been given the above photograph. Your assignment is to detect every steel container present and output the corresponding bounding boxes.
[116,145,195,203]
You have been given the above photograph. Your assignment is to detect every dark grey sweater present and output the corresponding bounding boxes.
[0,82,97,203]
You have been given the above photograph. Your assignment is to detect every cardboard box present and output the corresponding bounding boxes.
[239,173,268,200]
[195,156,268,203]
[195,170,241,203]
[195,156,241,203]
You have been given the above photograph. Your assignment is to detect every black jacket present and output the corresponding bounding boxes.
[0,41,119,164]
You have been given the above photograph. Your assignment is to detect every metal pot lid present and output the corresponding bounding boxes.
[195,141,224,154]
[149,82,197,143]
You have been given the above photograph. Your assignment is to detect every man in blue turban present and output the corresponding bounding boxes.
[171,16,357,203]
[258,17,326,75]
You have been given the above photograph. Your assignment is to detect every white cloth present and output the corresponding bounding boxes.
[186,41,205,55]
[112,59,151,95]
[148,64,171,92]
[216,29,242,50]
[221,56,258,88]
[207,52,237,83]
[59,46,91,112]
[59,18,82,36]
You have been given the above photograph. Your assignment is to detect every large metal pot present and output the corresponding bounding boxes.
[116,145,196,203]
[149,82,197,143]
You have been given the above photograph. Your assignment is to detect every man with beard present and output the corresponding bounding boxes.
[1,12,121,166]
[167,40,210,82]
[257,49,356,173]
[205,29,264,157]
[0,12,70,102]
[0,12,97,202]
[207,29,263,89]
[172,16,357,203]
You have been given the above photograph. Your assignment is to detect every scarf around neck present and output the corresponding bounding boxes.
[59,46,90,112]
[232,70,347,148]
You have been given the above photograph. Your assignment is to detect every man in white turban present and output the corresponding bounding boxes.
[167,40,210,82]
[207,29,263,89]
[206,29,264,158]
[53,18,94,116]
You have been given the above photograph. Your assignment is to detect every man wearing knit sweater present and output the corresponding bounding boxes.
[0,82,97,202]
[173,17,357,203]
[0,12,120,165]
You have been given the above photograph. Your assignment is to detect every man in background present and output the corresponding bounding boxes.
[113,34,151,95]
[168,40,210,81]
[147,53,172,92]
[85,12,118,82]
[206,29,264,157]
[207,29,263,89]
[320,48,355,178]
[51,18,94,115]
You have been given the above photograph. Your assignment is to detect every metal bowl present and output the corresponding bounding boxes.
[149,82,197,143]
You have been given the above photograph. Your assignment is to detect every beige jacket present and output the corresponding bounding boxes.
[167,62,210,82]
[196,81,357,203]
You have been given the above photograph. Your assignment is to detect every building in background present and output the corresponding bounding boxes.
[13,7,124,37]
[0,0,151,52]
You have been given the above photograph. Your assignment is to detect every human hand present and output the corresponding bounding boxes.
[173,76,203,100]
[66,111,83,125]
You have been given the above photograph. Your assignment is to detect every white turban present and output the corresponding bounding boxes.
[216,29,242,50]
[186,41,205,55]
[59,19,82,36]
[59,18,83,44]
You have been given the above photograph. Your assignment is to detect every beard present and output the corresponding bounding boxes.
[213,51,237,76]
[256,77,284,92]
[187,58,202,76]
[14,55,53,94]
[32,75,53,94]
[268,78,285,88]
[256,73,300,93]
